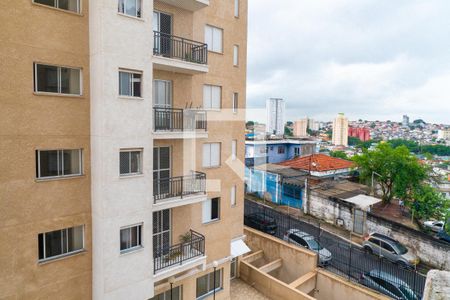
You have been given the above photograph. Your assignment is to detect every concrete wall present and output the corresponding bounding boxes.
[366,213,450,270]
[0,1,91,298]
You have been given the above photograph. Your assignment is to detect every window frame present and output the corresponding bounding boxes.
[36,149,83,179]
[231,185,237,207]
[34,63,82,96]
[231,140,237,161]
[118,69,143,98]
[232,92,238,113]
[202,197,221,223]
[120,223,143,253]
[234,0,239,18]
[204,25,223,53]
[119,149,143,176]
[196,268,223,299]
[233,45,239,66]
[38,225,85,262]
[118,0,142,18]
[203,84,222,110]
[202,143,221,168]
[33,0,82,14]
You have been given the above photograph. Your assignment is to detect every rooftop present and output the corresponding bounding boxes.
[278,154,354,172]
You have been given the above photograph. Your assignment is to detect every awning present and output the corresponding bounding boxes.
[230,239,251,258]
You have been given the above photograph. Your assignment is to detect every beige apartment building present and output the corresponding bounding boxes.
[294,118,308,137]
[0,0,247,299]
[332,113,349,147]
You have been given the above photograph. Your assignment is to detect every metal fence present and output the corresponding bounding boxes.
[153,31,208,64]
[244,199,426,299]
[154,107,207,132]
[153,172,206,203]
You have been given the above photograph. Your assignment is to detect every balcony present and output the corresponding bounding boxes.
[156,0,209,12]
[153,31,208,74]
[153,230,206,280]
[153,107,208,139]
[153,172,207,210]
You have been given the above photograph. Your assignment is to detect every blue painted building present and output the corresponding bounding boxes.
[245,164,306,209]
[245,139,319,167]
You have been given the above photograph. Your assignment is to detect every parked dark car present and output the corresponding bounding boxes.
[359,270,418,300]
[244,213,277,235]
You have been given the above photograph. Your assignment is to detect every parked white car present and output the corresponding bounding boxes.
[423,220,444,233]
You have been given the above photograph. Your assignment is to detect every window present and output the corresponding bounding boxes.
[119,70,142,97]
[38,225,84,261]
[294,147,300,156]
[233,45,239,66]
[231,185,237,206]
[203,85,221,110]
[118,0,141,18]
[277,146,285,154]
[202,197,220,223]
[34,0,80,13]
[202,143,221,168]
[34,63,81,95]
[234,0,239,17]
[153,80,172,107]
[36,149,82,179]
[289,234,308,247]
[119,150,142,176]
[120,224,142,252]
[230,258,237,279]
[205,25,223,53]
[231,140,237,161]
[196,269,222,299]
[232,93,238,113]
[150,286,182,300]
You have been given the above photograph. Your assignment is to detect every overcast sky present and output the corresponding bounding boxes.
[246,0,450,125]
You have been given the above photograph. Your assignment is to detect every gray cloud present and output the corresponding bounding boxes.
[247,0,450,124]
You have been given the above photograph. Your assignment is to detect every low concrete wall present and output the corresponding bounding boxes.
[366,213,450,270]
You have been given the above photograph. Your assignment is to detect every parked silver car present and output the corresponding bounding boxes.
[359,270,418,300]
[362,233,420,268]
[423,220,444,233]
[283,229,332,265]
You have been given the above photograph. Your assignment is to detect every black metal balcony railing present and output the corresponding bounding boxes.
[154,108,207,132]
[153,172,206,203]
[154,230,205,273]
[153,31,208,65]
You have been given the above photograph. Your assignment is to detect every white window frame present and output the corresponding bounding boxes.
[202,143,221,168]
[205,25,223,53]
[231,185,237,206]
[119,149,143,176]
[202,197,220,223]
[119,69,143,98]
[232,93,238,113]
[36,149,83,179]
[34,63,82,96]
[233,45,239,66]
[231,140,237,161]
[33,0,81,14]
[196,268,223,299]
[38,225,85,262]
[120,223,143,253]
[234,0,239,17]
[118,0,142,18]
[203,85,221,110]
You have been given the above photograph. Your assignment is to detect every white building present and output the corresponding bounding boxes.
[266,98,285,135]
[332,113,349,146]
[294,118,308,137]
[402,115,409,127]
[438,129,450,140]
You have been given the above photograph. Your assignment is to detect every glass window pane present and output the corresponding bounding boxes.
[120,228,130,250]
[58,0,79,12]
[60,68,81,95]
[203,85,212,109]
[125,0,136,16]
[36,64,58,93]
[119,72,131,96]
[130,151,141,173]
[39,150,59,177]
[35,0,56,7]
[196,274,208,298]
[62,149,81,175]
[120,152,130,174]
[212,86,221,109]
[118,0,124,13]
[211,198,220,220]
[45,229,63,258]
[213,28,222,52]
[132,73,141,97]
[136,0,141,17]
[162,209,170,231]
[38,233,45,259]
[68,226,84,252]
[62,229,68,253]
[130,226,138,247]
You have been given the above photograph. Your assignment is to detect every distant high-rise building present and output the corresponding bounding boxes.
[438,129,450,140]
[402,115,410,127]
[294,118,308,136]
[266,98,285,135]
[332,113,349,146]
[308,118,320,131]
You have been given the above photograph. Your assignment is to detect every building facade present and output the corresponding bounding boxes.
[438,129,450,141]
[293,118,308,137]
[266,98,285,135]
[402,114,410,127]
[0,1,248,299]
[348,127,371,141]
[332,113,349,146]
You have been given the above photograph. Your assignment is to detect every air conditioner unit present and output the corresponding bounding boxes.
[336,218,344,227]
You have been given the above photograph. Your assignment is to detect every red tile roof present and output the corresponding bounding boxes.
[277,154,354,172]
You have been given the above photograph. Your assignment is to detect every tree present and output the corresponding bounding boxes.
[348,136,360,146]
[410,185,449,220]
[246,121,255,127]
[353,143,428,204]
[284,126,293,136]
[330,151,348,160]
